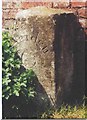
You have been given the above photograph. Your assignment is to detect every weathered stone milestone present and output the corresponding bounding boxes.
[14,6,85,109]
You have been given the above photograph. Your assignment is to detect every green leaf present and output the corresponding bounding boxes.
[28,93,35,97]
[13,90,19,96]
[2,78,11,85]
[20,83,26,87]
[2,31,36,101]
[3,86,10,93]
[5,96,9,100]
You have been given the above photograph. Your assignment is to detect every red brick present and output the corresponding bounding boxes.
[53,2,69,8]
[21,2,52,9]
[21,2,35,9]
[21,2,41,9]
[2,0,22,2]
[71,2,86,8]
[40,2,52,8]
[78,8,87,18]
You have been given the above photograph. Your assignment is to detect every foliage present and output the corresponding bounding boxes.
[41,105,87,118]
[2,31,36,100]
[2,31,37,118]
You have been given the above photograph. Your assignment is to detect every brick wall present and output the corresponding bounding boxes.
[2,0,87,34]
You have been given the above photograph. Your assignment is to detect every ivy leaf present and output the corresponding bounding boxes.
[20,83,26,87]
[13,90,19,96]
[2,86,10,93]
[2,31,36,102]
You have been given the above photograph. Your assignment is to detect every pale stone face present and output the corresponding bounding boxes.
[15,13,56,106]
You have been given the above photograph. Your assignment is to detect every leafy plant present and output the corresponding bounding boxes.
[2,31,36,100]
[2,31,37,118]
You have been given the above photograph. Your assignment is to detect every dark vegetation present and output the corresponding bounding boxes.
[2,31,38,118]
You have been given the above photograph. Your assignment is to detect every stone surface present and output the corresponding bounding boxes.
[14,6,85,110]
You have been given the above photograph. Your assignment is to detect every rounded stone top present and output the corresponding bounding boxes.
[16,6,73,19]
